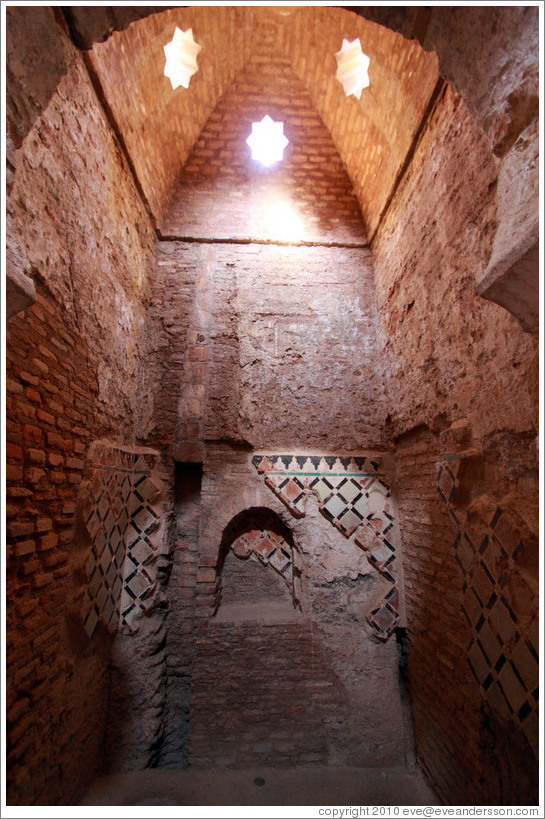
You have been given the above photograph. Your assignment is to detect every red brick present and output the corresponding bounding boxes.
[32,574,54,589]
[6,464,24,482]
[24,387,42,404]
[35,517,53,533]
[49,471,67,484]
[21,560,41,576]
[7,520,34,537]
[19,371,39,387]
[36,409,55,425]
[47,400,63,415]
[30,357,50,376]
[47,452,64,467]
[22,424,43,445]
[6,442,23,460]
[38,345,57,360]
[7,698,31,725]
[13,540,37,557]
[27,449,46,464]
[24,468,46,485]
[65,456,84,470]
[37,533,58,551]
[46,431,72,451]
[7,486,33,499]
[9,714,36,746]
[6,378,24,394]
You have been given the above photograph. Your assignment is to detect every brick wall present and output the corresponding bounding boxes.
[142,38,410,777]
[9,55,155,434]
[372,83,537,444]
[423,6,539,156]
[372,84,539,804]
[394,428,487,803]
[88,6,257,222]
[6,5,538,807]
[89,6,438,231]
[6,286,107,804]
[190,446,408,769]
[6,24,155,804]
[145,57,389,456]
[221,550,292,607]
[162,54,366,243]
[158,463,202,768]
[189,619,347,768]
[145,235,388,463]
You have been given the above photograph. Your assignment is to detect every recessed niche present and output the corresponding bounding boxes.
[215,507,300,622]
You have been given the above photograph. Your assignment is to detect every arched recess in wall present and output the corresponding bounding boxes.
[215,507,301,615]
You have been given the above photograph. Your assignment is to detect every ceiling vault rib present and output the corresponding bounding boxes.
[368,76,447,245]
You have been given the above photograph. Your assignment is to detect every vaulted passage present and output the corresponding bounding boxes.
[4,5,539,811]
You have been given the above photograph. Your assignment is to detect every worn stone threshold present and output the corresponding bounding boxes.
[81,765,440,807]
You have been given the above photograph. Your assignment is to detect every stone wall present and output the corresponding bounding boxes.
[372,83,537,442]
[372,84,538,805]
[423,5,539,157]
[5,13,156,805]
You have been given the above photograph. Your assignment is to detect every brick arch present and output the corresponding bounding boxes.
[196,487,303,615]
[216,506,300,611]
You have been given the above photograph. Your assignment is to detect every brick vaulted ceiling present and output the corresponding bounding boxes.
[88,6,439,238]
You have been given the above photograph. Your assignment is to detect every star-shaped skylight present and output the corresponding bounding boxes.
[335,38,370,99]
[164,27,201,90]
[246,116,289,167]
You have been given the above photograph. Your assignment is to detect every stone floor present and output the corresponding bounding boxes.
[81,765,440,806]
